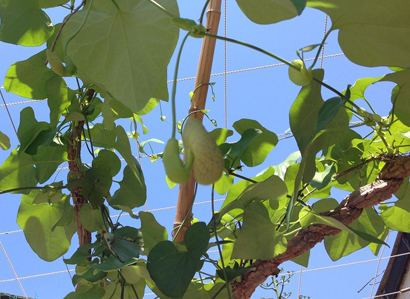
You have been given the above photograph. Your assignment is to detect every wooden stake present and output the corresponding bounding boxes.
[173,0,222,242]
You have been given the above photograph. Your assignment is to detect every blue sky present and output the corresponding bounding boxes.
[0,1,399,298]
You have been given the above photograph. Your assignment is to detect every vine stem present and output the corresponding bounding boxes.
[202,32,361,110]
[170,32,190,139]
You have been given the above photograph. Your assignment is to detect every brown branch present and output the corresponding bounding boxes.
[231,155,410,299]
[67,89,94,247]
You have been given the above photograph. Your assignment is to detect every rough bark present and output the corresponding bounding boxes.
[231,155,410,299]
[67,89,94,246]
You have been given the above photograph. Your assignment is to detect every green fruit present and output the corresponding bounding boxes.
[64,56,77,76]
[163,138,191,184]
[46,49,67,77]
[183,117,224,185]
[288,60,313,86]
[369,113,382,123]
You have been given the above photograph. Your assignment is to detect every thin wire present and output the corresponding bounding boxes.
[0,240,28,298]
[0,269,75,283]
[275,252,410,277]
[320,15,329,68]
[369,231,390,297]
[0,199,225,236]
[0,54,345,109]
[297,265,302,298]
[0,99,46,108]
[0,89,20,142]
[361,287,410,299]
[224,0,228,129]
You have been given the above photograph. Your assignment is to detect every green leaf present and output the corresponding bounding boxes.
[0,131,11,150]
[308,0,410,68]
[218,175,288,221]
[309,162,335,190]
[39,0,68,8]
[64,286,105,299]
[0,0,54,46]
[79,204,105,232]
[62,0,179,111]
[380,199,410,233]
[46,77,73,127]
[147,222,210,298]
[314,97,345,136]
[33,143,67,184]
[209,128,233,146]
[91,255,136,272]
[214,173,234,195]
[220,128,262,157]
[4,50,59,99]
[233,119,278,167]
[324,208,385,261]
[109,227,144,262]
[17,107,50,154]
[114,126,146,189]
[289,69,324,154]
[380,70,410,126]
[33,182,65,204]
[235,0,305,24]
[109,165,146,212]
[88,124,116,148]
[273,151,301,180]
[232,202,287,259]
[0,149,37,193]
[139,212,168,256]
[94,150,121,177]
[17,190,76,261]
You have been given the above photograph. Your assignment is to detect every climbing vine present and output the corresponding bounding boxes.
[1,0,410,298]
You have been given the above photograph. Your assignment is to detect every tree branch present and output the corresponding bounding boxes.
[231,155,410,299]
[68,89,94,247]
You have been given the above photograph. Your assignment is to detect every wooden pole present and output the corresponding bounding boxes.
[173,0,222,241]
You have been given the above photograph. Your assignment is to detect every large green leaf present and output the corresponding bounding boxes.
[380,70,410,126]
[0,149,37,193]
[232,202,287,259]
[17,107,50,154]
[147,222,210,298]
[236,0,306,24]
[232,119,278,167]
[324,208,385,261]
[139,212,168,255]
[308,0,410,68]
[17,190,76,261]
[33,143,67,184]
[46,77,73,127]
[380,199,410,233]
[109,165,146,212]
[0,0,54,46]
[218,175,288,221]
[62,0,179,111]
[4,50,60,99]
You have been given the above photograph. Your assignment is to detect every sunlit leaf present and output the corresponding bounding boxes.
[139,212,168,255]
[5,50,60,99]
[17,190,76,261]
[232,202,287,259]
[308,0,410,68]
[0,149,37,193]
[62,0,179,111]
[0,0,54,46]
